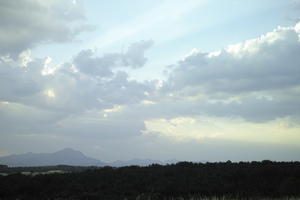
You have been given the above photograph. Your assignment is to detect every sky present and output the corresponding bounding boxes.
[0,0,300,162]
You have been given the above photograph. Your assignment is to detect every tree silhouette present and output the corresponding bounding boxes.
[0,161,300,199]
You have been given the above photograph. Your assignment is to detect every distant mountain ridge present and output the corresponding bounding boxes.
[0,148,179,167]
[0,148,106,167]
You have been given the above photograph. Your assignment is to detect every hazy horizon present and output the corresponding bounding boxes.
[1,0,300,163]
[1,147,298,164]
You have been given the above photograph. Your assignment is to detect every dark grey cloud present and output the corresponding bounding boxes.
[0,0,89,57]
[0,57,43,102]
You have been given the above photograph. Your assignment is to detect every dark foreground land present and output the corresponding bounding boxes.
[0,161,300,200]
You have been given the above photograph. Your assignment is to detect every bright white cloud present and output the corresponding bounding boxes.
[103,105,124,113]
[18,50,32,67]
[161,22,300,122]
[167,23,300,93]
[44,89,56,98]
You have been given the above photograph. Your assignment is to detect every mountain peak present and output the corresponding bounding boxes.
[57,148,79,153]
[0,148,105,167]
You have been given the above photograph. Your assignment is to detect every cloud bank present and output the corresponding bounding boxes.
[0,0,299,161]
[160,23,300,122]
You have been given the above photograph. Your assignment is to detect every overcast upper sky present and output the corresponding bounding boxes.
[0,0,300,162]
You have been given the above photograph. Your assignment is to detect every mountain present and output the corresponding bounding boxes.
[0,148,182,167]
[0,148,106,167]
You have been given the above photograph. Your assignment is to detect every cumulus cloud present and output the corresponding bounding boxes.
[0,0,89,57]
[1,17,300,161]
[166,24,300,93]
[73,49,115,77]
[123,40,154,68]
[0,38,156,143]
[160,23,300,122]
[0,51,154,113]
[73,40,153,76]
[2,23,300,126]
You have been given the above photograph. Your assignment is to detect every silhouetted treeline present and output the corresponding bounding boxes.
[0,160,300,200]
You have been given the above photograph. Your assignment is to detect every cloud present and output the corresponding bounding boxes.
[0,39,155,113]
[54,111,146,139]
[160,23,300,122]
[166,24,300,93]
[0,100,68,146]
[0,0,89,57]
[144,116,300,145]
[0,39,156,143]
[2,23,300,126]
[74,40,153,76]
[1,17,300,161]
[0,55,43,101]
[73,49,115,77]
[123,40,154,68]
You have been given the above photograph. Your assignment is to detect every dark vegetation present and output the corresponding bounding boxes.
[0,161,300,200]
[0,164,94,174]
